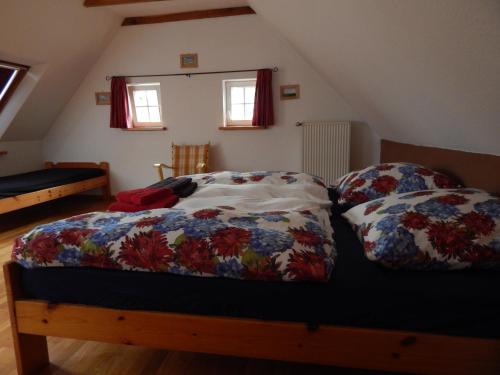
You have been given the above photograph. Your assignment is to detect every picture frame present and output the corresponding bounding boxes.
[95,92,111,105]
[280,84,300,100]
[180,53,198,68]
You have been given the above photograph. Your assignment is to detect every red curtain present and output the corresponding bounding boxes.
[110,77,132,129]
[252,69,274,127]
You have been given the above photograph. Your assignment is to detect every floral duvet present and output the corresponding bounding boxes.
[13,171,335,282]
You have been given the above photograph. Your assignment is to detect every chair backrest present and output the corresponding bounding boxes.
[171,143,210,177]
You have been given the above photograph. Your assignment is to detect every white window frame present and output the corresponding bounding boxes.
[223,78,256,127]
[127,83,163,128]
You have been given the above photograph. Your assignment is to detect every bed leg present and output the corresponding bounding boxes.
[3,262,50,374]
[99,161,112,200]
[13,334,49,375]
[102,185,112,200]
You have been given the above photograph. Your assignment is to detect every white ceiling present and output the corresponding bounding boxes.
[250,0,500,156]
[2,0,499,158]
[0,0,121,141]
[102,0,249,17]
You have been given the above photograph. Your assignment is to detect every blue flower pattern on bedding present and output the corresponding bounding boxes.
[196,170,326,187]
[336,162,460,206]
[342,189,500,270]
[12,172,335,282]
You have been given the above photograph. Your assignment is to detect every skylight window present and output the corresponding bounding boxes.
[127,83,163,127]
[0,60,29,114]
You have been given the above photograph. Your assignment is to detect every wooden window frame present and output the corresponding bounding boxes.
[127,83,164,128]
[0,60,30,115]
[222,78,256,128]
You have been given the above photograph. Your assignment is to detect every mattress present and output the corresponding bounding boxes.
[0,168,105,198]
[19,211,500,339]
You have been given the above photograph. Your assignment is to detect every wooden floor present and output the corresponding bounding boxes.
[0,196,387,375]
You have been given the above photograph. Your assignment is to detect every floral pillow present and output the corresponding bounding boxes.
[193,171,326,187]
[336,162,460,206]
[342,189,500,270]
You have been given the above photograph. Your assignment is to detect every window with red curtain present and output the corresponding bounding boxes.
[0,60,29,114]
[223,79,256,127]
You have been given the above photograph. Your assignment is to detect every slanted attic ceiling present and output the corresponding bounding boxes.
[2,0,499,158]
[0,0,120,141]
[250,0,500,156]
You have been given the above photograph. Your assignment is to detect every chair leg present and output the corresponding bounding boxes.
[154,165,164,180]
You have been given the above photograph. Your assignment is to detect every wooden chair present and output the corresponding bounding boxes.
[154,143,210,180]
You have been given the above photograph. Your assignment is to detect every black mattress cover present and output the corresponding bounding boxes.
[0,168,105,198]
[19,212,500,339]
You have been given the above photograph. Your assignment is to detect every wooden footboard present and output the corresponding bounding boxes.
[0,161,110,214]
[4,261,500,375]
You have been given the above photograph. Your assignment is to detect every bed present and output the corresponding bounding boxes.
[4,143,500,375]
[0,162,110,214]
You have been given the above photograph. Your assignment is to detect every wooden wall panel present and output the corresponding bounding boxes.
[380,139,500,195]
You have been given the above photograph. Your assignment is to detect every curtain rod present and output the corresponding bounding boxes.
[105,66,278,81]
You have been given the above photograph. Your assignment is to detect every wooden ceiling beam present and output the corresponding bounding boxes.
[122,6,256,26]
[84,0,169,7]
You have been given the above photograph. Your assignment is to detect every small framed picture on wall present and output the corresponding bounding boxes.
[280,84,300,100]
[95,92,111,105]
[180,53,198,68]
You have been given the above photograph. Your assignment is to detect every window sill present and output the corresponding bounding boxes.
[121,127,167,131]
[219,126,264,131]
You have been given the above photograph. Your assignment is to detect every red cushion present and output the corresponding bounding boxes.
[116,188,172,205]
[130,188,172,205]
[116,188,144,204]
[108,194,179,212]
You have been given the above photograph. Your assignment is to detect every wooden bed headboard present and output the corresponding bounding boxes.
[45,161,109,173]
[380,140,500,195]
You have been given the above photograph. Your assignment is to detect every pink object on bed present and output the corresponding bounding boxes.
[116,187,173,205]
[108,194,179,212]
[130,188,173,205]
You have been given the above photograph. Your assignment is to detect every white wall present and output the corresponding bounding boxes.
[0,0,120,176]
[250,0,500,156]
[0,0,120,142]
[44,15,378,192]
[0,141,43,176]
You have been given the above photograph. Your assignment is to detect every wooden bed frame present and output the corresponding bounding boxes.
[0,162,110,214]
[4,145,500,374]
[4,262,500,375]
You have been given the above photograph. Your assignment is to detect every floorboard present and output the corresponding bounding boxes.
[0,196,389,374]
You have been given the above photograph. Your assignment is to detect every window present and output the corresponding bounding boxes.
[223,79,256,126]
[0,60,29,114]
[127,83,163,127]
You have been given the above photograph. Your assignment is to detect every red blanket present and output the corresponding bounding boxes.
[116,187,172,205]
[108,194,179,212]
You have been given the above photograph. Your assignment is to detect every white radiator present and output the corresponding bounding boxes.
[301,121,351,186]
